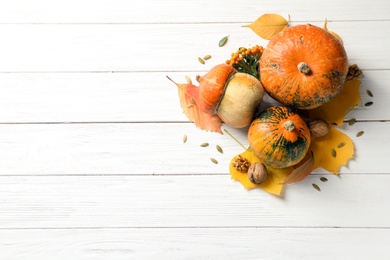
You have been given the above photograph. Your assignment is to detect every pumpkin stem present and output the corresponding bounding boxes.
[297,62,311,74]
[283,120,296,132]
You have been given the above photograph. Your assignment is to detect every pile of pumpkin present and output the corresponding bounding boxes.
[170,23,354,191]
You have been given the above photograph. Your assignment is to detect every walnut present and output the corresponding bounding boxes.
[232,155,251,173]
[247,162,267,184]
[308,119,329,137]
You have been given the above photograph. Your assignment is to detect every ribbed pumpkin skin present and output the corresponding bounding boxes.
[259,24,348,109]
[248,106,311,168]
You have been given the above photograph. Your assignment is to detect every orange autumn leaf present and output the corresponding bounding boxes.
[310,127,354,174]
[308,80,361,125]
[229,148,291,196]
[167,77,223,134]
[243,14,288,40]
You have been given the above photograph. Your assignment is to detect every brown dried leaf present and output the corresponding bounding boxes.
[243,14,288,40]
[282,152,314,184]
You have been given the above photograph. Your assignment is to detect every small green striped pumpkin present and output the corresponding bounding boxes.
[248,106,311,168]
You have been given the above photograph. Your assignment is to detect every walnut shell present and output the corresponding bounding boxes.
[308,119,329,137]
[247,162,268,184]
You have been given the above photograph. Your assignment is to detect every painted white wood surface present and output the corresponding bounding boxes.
[0,0,389,259]
[0,22,387,72]
[0,70,386,122]
[0,122,385,175]
[1,228,388,260]
[0,0,388,23]
[0,174,389,228]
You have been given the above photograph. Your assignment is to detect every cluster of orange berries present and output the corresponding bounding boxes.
[226,45,264,66]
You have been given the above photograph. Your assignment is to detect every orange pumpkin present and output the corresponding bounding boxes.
[259,24,349,109]
[169,63,265,130]
[248,106,311,168]
[197,63,236,114]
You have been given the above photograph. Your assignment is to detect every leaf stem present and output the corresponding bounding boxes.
[223,128,247,150]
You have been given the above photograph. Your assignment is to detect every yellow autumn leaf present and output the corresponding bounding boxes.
[307,79,360,174]
[310,127,354,174]
[229,148,292,196]
[308,80,361,125]
[323,18,343,44]
[243,14,288,40]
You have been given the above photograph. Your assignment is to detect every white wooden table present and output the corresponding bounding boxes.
[0,0,389,259]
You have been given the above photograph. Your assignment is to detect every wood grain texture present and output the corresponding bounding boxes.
[0,228,389,259]
[0,0,389,23]
[0,122,384,175]
[0,70,386,123]
[0,0,389,259]
[0,22,388,72]
[0,174,389,229]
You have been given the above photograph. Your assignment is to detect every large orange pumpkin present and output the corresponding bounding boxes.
[248,106,311,168]
[259,24,349,109]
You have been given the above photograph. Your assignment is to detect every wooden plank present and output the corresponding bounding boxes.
[0,70,386,123]
[0,227,388,259]
[0,22,388,72]
[0,0,389,23]
[0,1,387,259]
[0,72,187,123]
[0,174,389,228]
[0,122,383,175]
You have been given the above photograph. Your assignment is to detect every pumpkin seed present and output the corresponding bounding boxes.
[364,101,374,107]
[200,142,209,147]
[320,177,328,182]
[198,57,205,64]
[312,183,321,192]
[203,55,212,60]
[348,118,357,126]
[356,131,364,137]
[183,134,187,144]
[366,89,373,97]
[218,35,229,47]
[216,145,223,154]
[331,149,337,158]
[187,104,194,108]
[337,142,346,148]
[185,76,192,84]
[210,158,218,164]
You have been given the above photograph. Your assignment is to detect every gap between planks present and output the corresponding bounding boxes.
[0,120,387,125]
[0,226,389,230]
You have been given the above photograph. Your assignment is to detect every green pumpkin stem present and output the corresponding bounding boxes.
[284,120,296,132]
